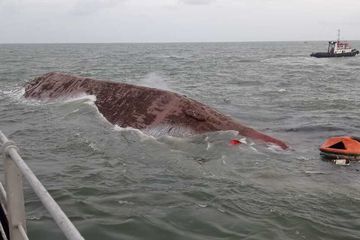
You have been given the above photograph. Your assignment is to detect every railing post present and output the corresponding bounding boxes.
[0,131,84,240]
[3,142,26,240]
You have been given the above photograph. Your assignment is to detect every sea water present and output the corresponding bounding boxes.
[1,42,360,240]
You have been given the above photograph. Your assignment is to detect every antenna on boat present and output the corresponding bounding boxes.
[337,29,340,41]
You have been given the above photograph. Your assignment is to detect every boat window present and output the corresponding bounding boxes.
[328,141,346,150]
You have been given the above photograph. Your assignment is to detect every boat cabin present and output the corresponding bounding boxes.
[328,41,353,54]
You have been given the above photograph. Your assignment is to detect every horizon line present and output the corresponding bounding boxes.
[1,39,360,45]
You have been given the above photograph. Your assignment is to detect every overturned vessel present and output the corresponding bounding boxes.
[319,136,360,161]
[311,30,359,58]
[24,72,288,149]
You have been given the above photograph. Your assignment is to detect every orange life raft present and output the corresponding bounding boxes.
[319,136,360,160]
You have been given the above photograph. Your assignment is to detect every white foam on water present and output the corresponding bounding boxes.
[239,137,247,144]
[63,93,97,104]
[113,125,157,141]
[206,142,212,150]
[112,124,206,149]
[3,87,63,107]
[118,200,134,205]
[197,203,208,208]
[0,87,25,99]
[249,145,258,152]
[21,89,97,107]
[56,93,116,127]
[42,92,111,127]
[0,87,29,104]
[267,143,284,152]
[230,136,259,152]
[221,155,227,165]
[88,142,99,152]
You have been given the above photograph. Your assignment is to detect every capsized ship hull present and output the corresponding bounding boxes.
[24,72,289,149]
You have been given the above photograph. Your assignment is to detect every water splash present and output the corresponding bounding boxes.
[137,72,172,91]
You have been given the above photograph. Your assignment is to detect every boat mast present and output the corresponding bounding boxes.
[337,29,340,42]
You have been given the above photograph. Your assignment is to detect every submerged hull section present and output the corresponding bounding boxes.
[24,72,288,149]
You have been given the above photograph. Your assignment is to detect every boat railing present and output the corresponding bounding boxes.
[0,130,84,240]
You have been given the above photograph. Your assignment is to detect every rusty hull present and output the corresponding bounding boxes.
[24,72,288,149]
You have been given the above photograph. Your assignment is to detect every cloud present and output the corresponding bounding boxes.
[179,0,215,5]
[1,0,360,43]
[0,0,20,8]
[72,0,125,15]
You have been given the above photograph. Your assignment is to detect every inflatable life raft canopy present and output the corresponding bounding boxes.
[319,136,360,160]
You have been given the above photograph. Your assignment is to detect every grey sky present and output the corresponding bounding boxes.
[1,0,359,43]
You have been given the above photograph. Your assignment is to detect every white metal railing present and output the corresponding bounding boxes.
[0,131,84,240]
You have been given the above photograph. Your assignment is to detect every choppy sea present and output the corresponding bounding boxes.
[1,42,360,240]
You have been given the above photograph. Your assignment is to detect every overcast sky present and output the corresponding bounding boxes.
[1,0,359,43]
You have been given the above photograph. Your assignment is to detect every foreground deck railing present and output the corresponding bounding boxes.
[0,131,84,240]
